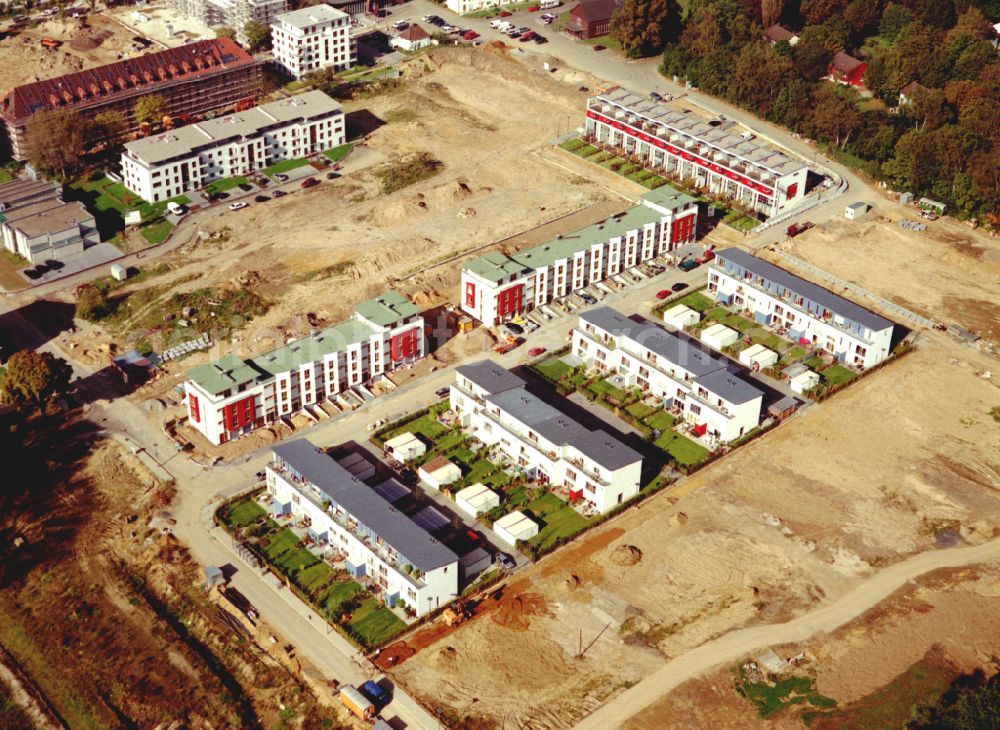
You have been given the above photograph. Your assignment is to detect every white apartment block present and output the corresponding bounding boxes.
[586,88,809,218]
[121,90,344,202]
[708,248,895,369]
[461,188,698,325]
[170,0,289,46]
[446,0,518,13]
[0,179,97,264]
[185,292,425,445]
[450,360,643,513]
[267,439,458,617]
[572,307,764,443]
[271,5,355,79]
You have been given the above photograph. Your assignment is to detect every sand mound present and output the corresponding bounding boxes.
[669,511,689,527]
[492,592,548,631]
[432,645,458,667]
[458,207,476,219]
[611,544,643,566]
[371,196,430,227]
[559,575,581,593]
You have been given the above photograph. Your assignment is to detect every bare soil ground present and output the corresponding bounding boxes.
[0,15,138,88]
[0,418,354,728]
[770,214,1000,341]
[391,330,1000,727]
[627,561,1000,729]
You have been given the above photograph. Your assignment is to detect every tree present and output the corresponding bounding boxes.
[761,0,784,26]
[75,283,111,322]
[879,3,915,40]
[610,0,682,57]
[86,109,127,150]
[902,86,954,130]
[0,350,73,407]
[800,0,848,24]
[843,0,883,33]
[243,19,269,51]
[806,86,862,147]
[728,41,795,113]
[214,26,236,41]
[23,108,84,179]
[134,94,166,125]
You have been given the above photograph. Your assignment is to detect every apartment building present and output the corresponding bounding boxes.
[266,439,458,616]
[446,0,519,14]
[585,88,809,218]
[271,5,355,80]
[0,39,261,160]
[169,0,289,45]
[460,187,698,325]
[449,360,642,513]
[121,90,344,202]
[0,179,97,263]
[185,292,425,445]
[572,307,764,443]
[708,248,895,369]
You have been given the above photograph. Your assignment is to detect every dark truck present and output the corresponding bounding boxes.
[786,221,814,237]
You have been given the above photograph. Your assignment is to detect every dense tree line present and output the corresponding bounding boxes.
[612,0,999,223]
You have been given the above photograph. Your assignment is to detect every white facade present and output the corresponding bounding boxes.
[383,432,426,462]
[266,439,458,617]
[586,88,810,218]
[454,483,500,518]
[493,511,538,546]
[185,292,425,446]
[571,307,764,443]
[271,5,355,80]
[121,90,344,202]
[169,0,288,45]
[739,343,778,370]
[700,323,739,350]
[449,360,642,514]
[446,0,519,13]
[418,458,462,491]
[0,180,97,263]
[461,188,698,325]
[708,248,895,369]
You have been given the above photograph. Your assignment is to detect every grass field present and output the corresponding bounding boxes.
[298,562,336,593]
[349,597,406,647]
[535,356,572,382]
[263,157,310,177]
[644,410,676,432]
[587,378,627,402]
[525,492,589,551]
[321,580,363,616]
[204,176,249,196]
[323,143,354,163]
[676,290,714,312]
[822,364,858,387]
[139,217,173,245]
[224,497,266,527]
[654,431,709,466]
[735,668,836,719]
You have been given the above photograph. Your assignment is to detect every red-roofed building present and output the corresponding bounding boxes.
[0,38,262,159]
[827,51,867,88]
[565,0,623,40]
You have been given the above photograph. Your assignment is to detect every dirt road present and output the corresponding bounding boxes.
[576,537,1000,729]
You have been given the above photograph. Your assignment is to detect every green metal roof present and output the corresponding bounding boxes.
[353,291,419,327]
[187,292,414,396]
[463,187,694,284]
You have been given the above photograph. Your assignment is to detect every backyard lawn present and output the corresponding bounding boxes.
[378,405,449,446]
[349,597,406,647]
[822,364,857,387]
[263,157,310,177]
[139,218,173,245]
[298,562,336,594]
[204,176,249,196]
[644,410,676,432]
[626,401,657,420]
[224,497,266,528]
[587,377,628,402]
[323,143,354,163]
[536,356,572,382]
[654,431,710,466]
[525,493,589,551]
[677,290,715,312]
[320,579,363,616]
[262,528,318,573]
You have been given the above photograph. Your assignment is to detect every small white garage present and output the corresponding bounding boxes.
[662,303,700,330]
[493,510,539,547]
[789,369,820,394]
[418,456,462,491]
[701,323,740,350]
[383,432,426,462]
[739,343,778,370]
[455,483,501,519]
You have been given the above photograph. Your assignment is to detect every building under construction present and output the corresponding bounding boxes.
[0,38,262,160]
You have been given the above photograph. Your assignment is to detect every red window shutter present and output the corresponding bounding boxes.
[189,393,200,423]
[465,282,475,307]
[391,333,402,361]
[786,183,798,199]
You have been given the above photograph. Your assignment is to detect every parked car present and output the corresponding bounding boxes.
[422,14,437,21]
[499,9,512,15]
[393,20,409,30]
[655,289,671,299]
[649,91,664,101]
[504,322,525,336]
[671,281,689,292]
[272,189,286,198]
[228,201,248,210]
[528,346,547,357]
[44,259,64,270]
[463,29,479,39]
[326,171,339,180]
[593,44,606,51]
[527,4,540,10]
[273,173,289,182]
[254,194,269,203]
[519,30,535,41]
[579,292,596,304]
[300,177,319,188]
[518,26,530,32]
[507,29,520,37]
[360,680,390,710]
[435,387,450,399]
[786,221,814,237]
[495,552,516,570]
[238,182,253,192]
[678,258,700,271]
[533,34,548,43]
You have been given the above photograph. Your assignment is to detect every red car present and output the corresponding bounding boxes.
[592,44,606,51]
[519,30,535,41]
[499,9,512,15]
[463,30,479,39]
[655,289,671,300]
[528,347,547,357]
[527,5,540,10]
[300,177,318,188]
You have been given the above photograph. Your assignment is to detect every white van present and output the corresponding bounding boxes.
[541,0,560,9]
[489,19,504,28]
[166,201,187,216]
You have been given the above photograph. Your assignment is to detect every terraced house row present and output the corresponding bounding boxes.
[585,87,809,218]
[185,292,425,445]
[460,187,698,325]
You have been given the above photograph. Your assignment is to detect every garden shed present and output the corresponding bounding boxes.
[383,431,427,462]
[455,483,501,518]
[739,343,778,370]
[493,510,539,546]
[418,456,462,491]
[701,322,739,349]
[662,303,699,330]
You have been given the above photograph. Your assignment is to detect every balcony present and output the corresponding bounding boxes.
[478,408,558,464]
[268,460,426,588]
[686,389,732,418]
[567,456,610,487]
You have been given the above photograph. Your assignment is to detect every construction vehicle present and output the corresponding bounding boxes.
[442,601,473,627]
[340,685,375,722]
[785,221,814,238]
[40,38,63,49]
[493,336,522,355]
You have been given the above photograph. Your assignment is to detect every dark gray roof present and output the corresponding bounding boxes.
[485,384,641,471]
[580,307,727,376]
[456,358,525,395]
[567,430,642,470]
[715,248,893,331]
[272,440,457,571]
[694,369,764,405]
